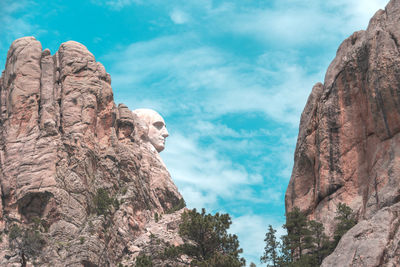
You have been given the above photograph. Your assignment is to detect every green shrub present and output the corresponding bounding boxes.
[9,224,46,261]
[22,229,46,258]
[9,224,22,241]
[121,187,128,195]
[165,198,186,214]
[93,188,113,215]
[135,254,153,267]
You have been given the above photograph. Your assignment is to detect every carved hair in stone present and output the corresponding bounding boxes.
[132,109,169,152]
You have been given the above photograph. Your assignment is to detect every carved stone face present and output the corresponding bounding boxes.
[132,109,169,152]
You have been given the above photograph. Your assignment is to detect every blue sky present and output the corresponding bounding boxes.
[0,0,389,265]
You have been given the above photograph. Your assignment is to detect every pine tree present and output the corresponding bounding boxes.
[308,220,330,265]
[332,203,357,248]
[277,234,292,266]
[283,207,311,262]
[261,204,357,267]
[163,208,245,266]
[261,225,279,267]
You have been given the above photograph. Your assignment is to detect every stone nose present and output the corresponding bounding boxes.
[162,127,169,138]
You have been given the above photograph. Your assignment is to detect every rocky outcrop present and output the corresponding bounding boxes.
[286,0,400,265]
[0,37,184,266]
[322,202,400,267]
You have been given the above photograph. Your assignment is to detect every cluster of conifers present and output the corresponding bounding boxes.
[130,203,356,267]
[260,203,357,267]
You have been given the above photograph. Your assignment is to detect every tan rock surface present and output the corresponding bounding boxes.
[287,0,400,230]
[287,0,400,265]
[0,37,184,266]
[322,202,400,267]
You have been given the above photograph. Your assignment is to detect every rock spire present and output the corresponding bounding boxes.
[286,0,400,265]
[0,37,184,266]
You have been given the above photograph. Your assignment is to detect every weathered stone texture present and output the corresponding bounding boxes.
[322,202,400,267]
[287,0,400,265]
[287,0,400,227]
[0,36,184,266]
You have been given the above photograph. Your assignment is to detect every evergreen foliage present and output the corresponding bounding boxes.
[93,188,113,215]
[92,187,120,216]
[21,229,46,258]
[163,208,245,266]
[332,203,357,248]
[277,234,292,266]
[283,207,311,261]
[8,223,46,262]
[261,203,357,267]
[307,220,330,265]
[260,225,279,266]
[165,198,186,214]
[135,254,153,267]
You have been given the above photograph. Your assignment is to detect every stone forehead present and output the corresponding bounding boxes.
[132,109,165,124]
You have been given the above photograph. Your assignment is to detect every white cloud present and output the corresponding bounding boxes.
[333,0,388,27]
[0,0,41,69]
[193,121,241,138]
[160,0,389,48]
[170,9,190,24]
[96,0,389,44]
[92,0,142,10]
[230,214,286,265]
[228,8,344,46]
[207,63,323,126]
[105,34,322,127]
[260,188,283,205]
[100,2,390,263]
[162,132,263,210]
[179,186,217,210]
[200,0,387,50]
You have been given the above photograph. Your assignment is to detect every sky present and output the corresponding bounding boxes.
[0,0,389,265]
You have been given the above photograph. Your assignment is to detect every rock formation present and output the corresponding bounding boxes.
[0,37,185,266]
[286,0,400,265]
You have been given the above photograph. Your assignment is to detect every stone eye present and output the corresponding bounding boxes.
[153,121,164,130]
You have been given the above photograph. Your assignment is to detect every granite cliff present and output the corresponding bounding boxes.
[0,37,185,266]
[286,0,400,265]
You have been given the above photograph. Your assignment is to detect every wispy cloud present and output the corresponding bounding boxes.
[224,0,387,47]
[102,0,390,127]
[92,0,142,10]
[162,132,264,210]
[105,34,321,126]
[103,29,318,264]
[230,214,286,265]
[0,0,42,69]
[332,0,388,26]
[170,9,190,24]
[102,0,388,49]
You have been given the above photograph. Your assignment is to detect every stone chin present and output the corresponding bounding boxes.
[132,108,169,153]
[150,139,165,153]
